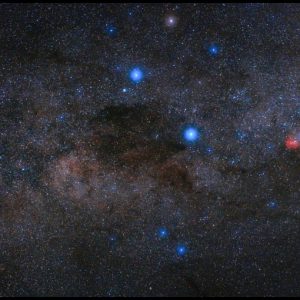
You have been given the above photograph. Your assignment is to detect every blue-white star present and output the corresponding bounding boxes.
[105,24,117,36]
[267,200,278,209]
[130,67,144,83]
[236,129,248,142]
[206,146,214,155]
[157,227,168,239]
[208,44,220,56]
[176,244,187,256]
[183,126,200,143]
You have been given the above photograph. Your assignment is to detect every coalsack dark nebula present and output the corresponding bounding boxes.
[0,3,300,297]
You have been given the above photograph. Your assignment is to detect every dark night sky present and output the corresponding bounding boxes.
[0,3,300,297]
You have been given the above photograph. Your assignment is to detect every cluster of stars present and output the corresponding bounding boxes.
[1,3,299,297]
[108,227,188,258]
[157,227,188,257]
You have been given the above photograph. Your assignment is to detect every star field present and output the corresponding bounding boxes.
[0,3,300,297]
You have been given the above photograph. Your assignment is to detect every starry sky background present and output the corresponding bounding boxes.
[0,3,300,297]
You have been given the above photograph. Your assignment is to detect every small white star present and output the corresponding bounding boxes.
[165,15,178,27]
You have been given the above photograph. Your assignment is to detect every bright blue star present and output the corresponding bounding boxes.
[236,130,248,142]
[183,126,200,143]
[130,67,144,83]
[122,88,128,93]
[209,44,219,56]
[267,200,278,209]
[75,86,84,98]
[115,65,122,72]
[229,159,238,165]
[176,244,187,257]
[266,143,275,152]
[109,235,117,242]
[157,227,168,239]
[206,146,214,155]
[56,113,66,122]
[105,24,117,36]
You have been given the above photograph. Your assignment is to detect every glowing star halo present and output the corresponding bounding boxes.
[208,43,220,56]
[157,227,168,239]
[165,15,178,27]
[182,126,201,143]
[129,67,144,83]
[176,244,187,256]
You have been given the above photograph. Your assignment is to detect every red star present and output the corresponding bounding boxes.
[285,135,300,150]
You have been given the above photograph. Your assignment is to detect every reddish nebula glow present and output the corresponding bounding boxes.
[285,135,300,150]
